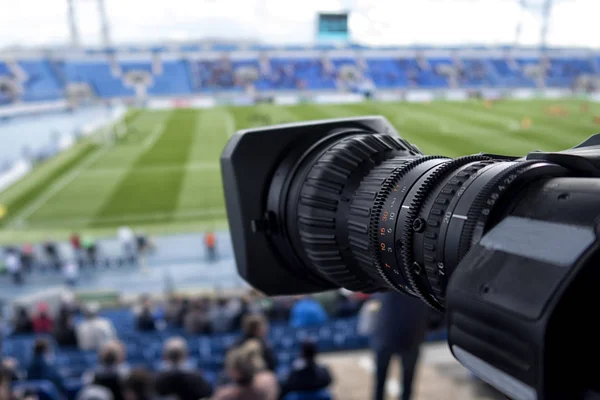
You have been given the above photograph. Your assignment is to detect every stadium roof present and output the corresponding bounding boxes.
[0,0,596,49]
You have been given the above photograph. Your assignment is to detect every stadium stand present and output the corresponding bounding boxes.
[2,294,445,400]
[1,47,598,104]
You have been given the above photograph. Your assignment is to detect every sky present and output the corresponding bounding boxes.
[0,0,597,48]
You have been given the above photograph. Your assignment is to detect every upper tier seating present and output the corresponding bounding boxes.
[0,51,597,104]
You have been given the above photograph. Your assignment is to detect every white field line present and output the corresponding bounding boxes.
[8,147,110,228]
[143,121,166,149]
[23,208,226,227]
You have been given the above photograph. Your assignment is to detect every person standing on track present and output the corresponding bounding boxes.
[371,291,429,400]
[204,231,217,261]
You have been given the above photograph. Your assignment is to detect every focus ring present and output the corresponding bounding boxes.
[348,158,413,286]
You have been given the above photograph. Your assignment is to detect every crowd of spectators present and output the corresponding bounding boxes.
[1,228,154,286]
[1,290,360,400]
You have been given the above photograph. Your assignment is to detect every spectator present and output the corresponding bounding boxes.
[184,298,212,334]
[63,261,79,287]
[20,243,34,273]
[54,307,78,348]
[279,341,333,399]
[12,306,33,334]
[86,340,130,400]
[164,295,182,328]
[290,297,327,328]
[371,292,429,400]
[118,226,136,264]
[77,303,117,351]
[237,314,276,371]
[70,233,81,251]
[32,303,53,334]
[210,297,236,333]
[123,368,154,400]
[27,339,66,394]
[204,231,217,261]
[177,298,190,328]
[0,364,16,400]
[155,337,212,400]
[136,302,155,332]
[71,233,84,266]
[82,236,97,267]
[5,249,22,285]
[43,239,60,270]
[213,339,279,400]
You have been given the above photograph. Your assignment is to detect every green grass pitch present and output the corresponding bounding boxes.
[0,98,598,243]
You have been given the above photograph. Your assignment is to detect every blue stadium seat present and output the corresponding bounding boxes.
[19,60,62,101]
[284,389,333,400]
[63,378,83,400]
[147,61,193,95]
[60,60,133,98]
[120,61,153,73]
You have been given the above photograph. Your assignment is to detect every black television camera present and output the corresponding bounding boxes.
[221,116,600,400]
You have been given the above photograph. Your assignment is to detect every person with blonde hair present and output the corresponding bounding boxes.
[155,337,212,400]
[212,339,278,400]
[235,314,276,371]
[84,340,130,400]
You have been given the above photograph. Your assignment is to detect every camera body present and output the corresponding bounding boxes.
[221,117,600,399]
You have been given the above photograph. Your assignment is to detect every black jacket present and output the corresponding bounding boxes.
[92,370,124,400]
[54,325,78,348]
[136,313,156,332]
[371,292,429,353]
[155,369,212,400]
[280,360,332,398]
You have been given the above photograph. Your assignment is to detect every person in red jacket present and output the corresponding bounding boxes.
[32,303,54,334]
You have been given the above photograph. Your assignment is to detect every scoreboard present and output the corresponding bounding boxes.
[317,12,349,42]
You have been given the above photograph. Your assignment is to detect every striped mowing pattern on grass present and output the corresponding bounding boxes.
[0,99,598,241]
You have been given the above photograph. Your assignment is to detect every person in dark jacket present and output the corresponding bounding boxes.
[279,340,333,399]
[27,339,66,394]
[155,337,212,400]
[53,307,78,348]
[236,314,277,371]
[136,304,155,332]
[371,292,429,400]
[13,306,33,334]
[123,367,154,400]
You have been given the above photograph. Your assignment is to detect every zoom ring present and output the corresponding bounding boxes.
[297,134,414,292]
[420,158,496,303]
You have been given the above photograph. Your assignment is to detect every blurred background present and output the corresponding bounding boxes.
[0,0,598,399]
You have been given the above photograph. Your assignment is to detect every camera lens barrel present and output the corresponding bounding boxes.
[274,131,569,309]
